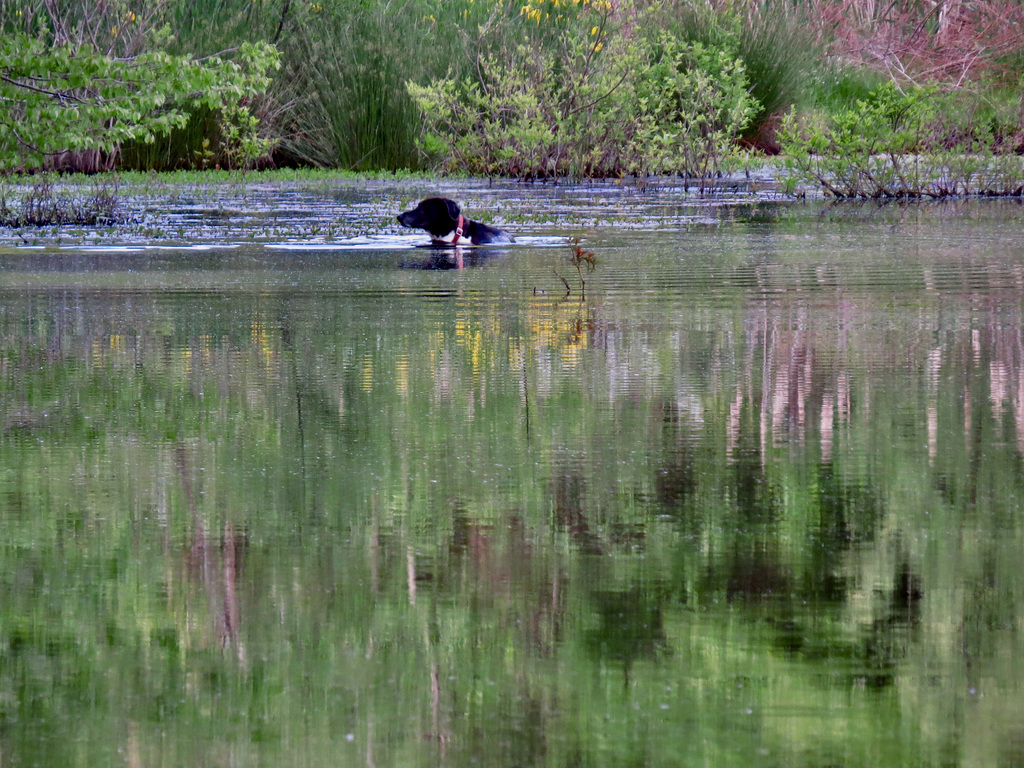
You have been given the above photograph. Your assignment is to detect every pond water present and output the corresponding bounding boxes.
[2,179,1024,767]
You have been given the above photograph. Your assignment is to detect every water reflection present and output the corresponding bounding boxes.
[400,244,514,270]
[2,199,1024,766]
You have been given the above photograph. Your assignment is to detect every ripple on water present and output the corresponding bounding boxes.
[5,189,1024,767]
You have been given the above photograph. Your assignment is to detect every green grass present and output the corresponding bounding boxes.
[5,0,1023,175]
[277,2,481,171]
[808,62,889,112]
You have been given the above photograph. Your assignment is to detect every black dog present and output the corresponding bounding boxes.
[397,198,514,245]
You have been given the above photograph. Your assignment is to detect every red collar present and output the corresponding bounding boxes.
[451,214,466,245]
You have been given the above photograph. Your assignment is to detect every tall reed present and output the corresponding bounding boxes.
[278,2,479,171]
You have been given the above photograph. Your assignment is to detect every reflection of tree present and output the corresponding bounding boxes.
[176,444,246,663]
[655,401,697,513]
[6,247,1024,765]
[552,469,603,556]
[858,559,923,689]
[585,589,667,682]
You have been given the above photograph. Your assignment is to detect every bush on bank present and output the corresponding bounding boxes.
[407,14,759,178]
[278,0,801,176]
[780,83,1024,198]
[0,0,806,178]
[0,9,279,174]
[1,0,1023,189]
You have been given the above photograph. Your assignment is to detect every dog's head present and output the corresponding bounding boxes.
[397,197,461,237]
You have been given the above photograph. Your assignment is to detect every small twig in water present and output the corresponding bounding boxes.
[553,267,572,296]
[566,236,597,299]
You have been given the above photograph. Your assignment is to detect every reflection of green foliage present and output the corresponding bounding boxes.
[3,226,1024,764]
[585,590,666,667]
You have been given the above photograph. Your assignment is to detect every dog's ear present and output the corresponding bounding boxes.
[443,198,461,223]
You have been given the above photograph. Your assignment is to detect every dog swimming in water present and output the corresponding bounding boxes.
[397,197,514,246]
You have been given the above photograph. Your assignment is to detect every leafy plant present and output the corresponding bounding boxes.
[0,32,280,172]
[555,237,597,298]
[780,83,1024,197]
[408,0,634,177]
[651,1,819,148]
[407,4,759,179]
[634,35,759,183]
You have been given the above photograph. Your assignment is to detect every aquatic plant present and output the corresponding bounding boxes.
[555,237,597,298]
[0,175,122,227]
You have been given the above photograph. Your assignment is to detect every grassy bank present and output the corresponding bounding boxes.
[1,0,1023,195]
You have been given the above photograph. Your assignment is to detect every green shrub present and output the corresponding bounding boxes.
[779,83,1024,197]
[407,42,642,176]
[407,3,759,179]
[650,1,819,145]
[635,36,760,179]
